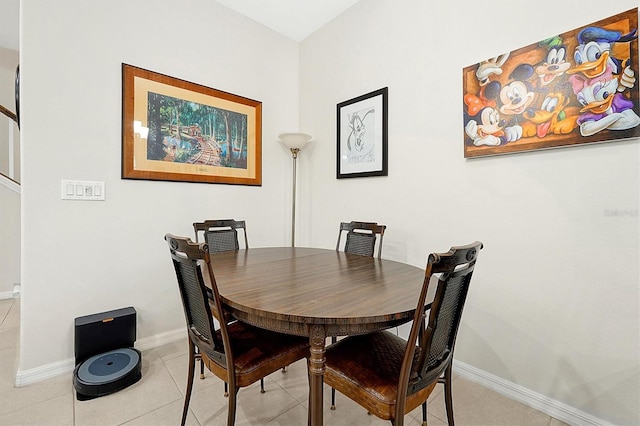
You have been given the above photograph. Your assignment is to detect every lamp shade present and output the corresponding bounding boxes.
[278,133,312,149]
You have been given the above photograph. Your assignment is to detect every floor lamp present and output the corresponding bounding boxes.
[278,133,312,247]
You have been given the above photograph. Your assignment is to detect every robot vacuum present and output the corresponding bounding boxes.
[73,347,142,400]
[73,307,142,400]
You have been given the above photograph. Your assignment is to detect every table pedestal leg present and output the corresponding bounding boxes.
[308,325,326,426]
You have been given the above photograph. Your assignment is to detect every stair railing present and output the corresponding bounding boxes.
[1,103,20,188]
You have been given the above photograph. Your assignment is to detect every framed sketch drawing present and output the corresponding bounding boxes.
[122,64,262,185]
[463,8,639,158]
[337,87,388,178]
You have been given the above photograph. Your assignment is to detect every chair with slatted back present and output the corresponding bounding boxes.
[193,219,248,252]
[324,241,483,425]
[336,221,386,259]
[165,234,309,426]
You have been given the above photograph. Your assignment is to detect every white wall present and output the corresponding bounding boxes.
[0,46,20,298]
[299,1,639,425]
[17,1,640,424]
[20,0,299,372]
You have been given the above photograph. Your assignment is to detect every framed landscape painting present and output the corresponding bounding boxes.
[463,8,639,158]
[122,64,262,185]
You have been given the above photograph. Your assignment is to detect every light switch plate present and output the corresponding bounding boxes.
[61,180,105,201]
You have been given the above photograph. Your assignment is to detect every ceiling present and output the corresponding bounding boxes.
[0,0,359,50]
[216,0,359,41]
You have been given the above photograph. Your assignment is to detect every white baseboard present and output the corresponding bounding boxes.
[135,328,186,352]
[15,328,186,387]
[11,329,611,426]
[0,284,21,300]
[0,291,14,300]
[15,358,76,387]
[453,360,612,426]
[0,174,20,193]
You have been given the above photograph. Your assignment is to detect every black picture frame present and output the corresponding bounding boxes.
[337,87,388,179]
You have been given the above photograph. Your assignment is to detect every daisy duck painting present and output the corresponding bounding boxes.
[462,8,639,158]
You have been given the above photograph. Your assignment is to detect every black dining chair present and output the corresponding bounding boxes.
[165,234,309,426]
[323,241,483,425]
[193,219,248,252]
[336,221,386,259]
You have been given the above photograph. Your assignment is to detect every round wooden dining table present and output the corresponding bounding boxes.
[211,247,427,426]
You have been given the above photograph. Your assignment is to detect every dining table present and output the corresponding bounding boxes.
[211,247,427,426]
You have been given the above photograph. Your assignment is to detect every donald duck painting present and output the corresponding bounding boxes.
[567,25,640,136]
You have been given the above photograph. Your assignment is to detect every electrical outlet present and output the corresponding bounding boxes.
[61,180,105,201]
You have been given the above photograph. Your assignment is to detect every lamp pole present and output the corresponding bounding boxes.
[289,147,300,247]
[278,133,312,247]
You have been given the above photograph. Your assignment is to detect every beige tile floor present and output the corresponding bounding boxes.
[0,298,567,425]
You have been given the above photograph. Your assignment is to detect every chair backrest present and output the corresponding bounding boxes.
[398,241,483,402]
[335,221,386,259]
[165,233,233,369]
[193,219,248,252]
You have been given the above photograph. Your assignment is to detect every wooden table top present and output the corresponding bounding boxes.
[210,247,428,426]
[211,247,427,335]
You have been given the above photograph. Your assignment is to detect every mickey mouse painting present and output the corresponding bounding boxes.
[464,56,532,146]
[462,8,639,158]
[464,81,507,146]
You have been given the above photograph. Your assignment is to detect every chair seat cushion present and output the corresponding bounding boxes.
[325,330,435,420]
[203,321,309,388]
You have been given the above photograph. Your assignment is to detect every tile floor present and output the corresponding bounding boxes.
[0,298,567,425]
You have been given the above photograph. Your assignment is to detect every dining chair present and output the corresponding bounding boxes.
[193,219,248,252]
[165,234,310,426]
[336,221,386,259]
[332,220,387,408]
[323,241,483,426]
[193,219,255,393]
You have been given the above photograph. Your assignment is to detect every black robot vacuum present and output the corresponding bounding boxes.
[73,307,142,400]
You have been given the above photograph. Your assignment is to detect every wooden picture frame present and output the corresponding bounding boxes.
[337,87,388,179]
[122,64,262,185]
[463,8,639,158]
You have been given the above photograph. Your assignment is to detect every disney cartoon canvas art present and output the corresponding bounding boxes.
[462,8,639,158]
